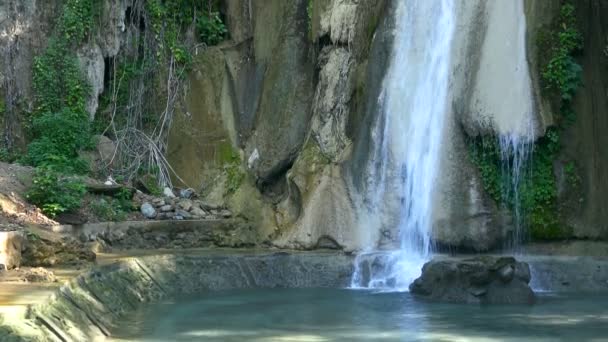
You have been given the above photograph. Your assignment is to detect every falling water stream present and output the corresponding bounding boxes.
[351,0,456,290]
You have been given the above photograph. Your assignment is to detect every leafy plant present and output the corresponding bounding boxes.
[26,167,86,217]
[90,196,131,222]
[540,2,583,111]
[25,0,94,215]
[197,11,227,46]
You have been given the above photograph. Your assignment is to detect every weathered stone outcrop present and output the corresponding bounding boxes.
[410,256,535,304]
[272,0,388,251]
[0,1,61,149]
[0,230,24,269]
[166,0,388,251]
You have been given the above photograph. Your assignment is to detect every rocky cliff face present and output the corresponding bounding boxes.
[167,0,388,250]
[1,0,607,252]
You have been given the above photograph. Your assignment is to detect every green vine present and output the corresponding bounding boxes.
[24,0,95,216]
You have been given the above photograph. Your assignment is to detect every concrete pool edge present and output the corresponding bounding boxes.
[2,251,608,341]
[0,250,355,341]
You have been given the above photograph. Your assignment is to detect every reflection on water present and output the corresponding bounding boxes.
[110,289,608,342]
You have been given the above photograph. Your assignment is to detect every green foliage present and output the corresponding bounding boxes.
[468,138,502,203]
[25,108,91,172]
[32,40,89,115]
[26,167,86,217]
[307,0,314,38]
[467,128,568,241]
[540,2,583,107]
[25,0,95,216]
[28,0,94,172]
[223,151,244,195]
[0,148,17,163]
[146,0,227,64]
[90,192,133,222]
[564,161,581,187]
[197,11,227,46]
[59,0,93,44]
[138,172,163,196]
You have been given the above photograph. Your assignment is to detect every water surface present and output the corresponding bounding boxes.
[110,289,608,342]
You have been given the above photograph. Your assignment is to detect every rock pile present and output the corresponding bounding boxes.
[136,191,233,221]
[409,256,535,305]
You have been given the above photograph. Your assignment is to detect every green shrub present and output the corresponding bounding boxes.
[26,167,86,217]
[197,11,227,46]
[541,2,583,106]
[90,195,132,222]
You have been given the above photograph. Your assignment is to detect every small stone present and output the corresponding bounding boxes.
[178,199,193,212]
[220,209,232,218]
[163,187,176,198]
[175,210,191,219]
[160,205,173,212]
[179,188,194,199]
[152,198,165,205]
[174,215,184,220]
[200,201,220,210]
[140,203,157,219]
[190,207,207,218]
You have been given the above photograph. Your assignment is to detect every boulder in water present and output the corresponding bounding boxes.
[409,256,535,304]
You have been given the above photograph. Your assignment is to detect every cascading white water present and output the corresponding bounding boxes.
[482,0,537,251]
[351,0,456,290]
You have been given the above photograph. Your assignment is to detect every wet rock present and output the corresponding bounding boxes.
[175,210,191,220]
[410,256,535,305]
[140,203,157,219]
[219,209,232,218]
[190,207,207,219]
[22,267,57,283]
[498,264,515,283]
[163,187,176,198]
[200,201,220,211]
[178,199,193,212]
[179,188,194,199]
[22,235,95,267]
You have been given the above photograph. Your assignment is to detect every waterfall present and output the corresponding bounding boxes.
[351,0,456,290]
[486,0,537,251]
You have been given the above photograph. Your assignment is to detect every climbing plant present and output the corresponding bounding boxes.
[23,0,95,216]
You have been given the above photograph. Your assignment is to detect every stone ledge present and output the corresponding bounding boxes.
[0,250,354,341]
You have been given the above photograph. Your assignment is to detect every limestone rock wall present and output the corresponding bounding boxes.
[0,1,61,149]
[524,0,608,240]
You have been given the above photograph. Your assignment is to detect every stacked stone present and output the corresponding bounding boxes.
[139,188,232,220]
